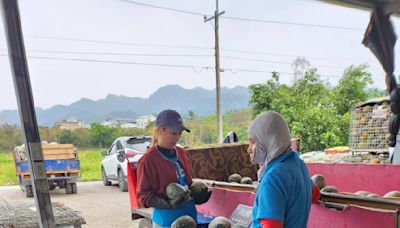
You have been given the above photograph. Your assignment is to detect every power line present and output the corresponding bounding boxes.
[1,49,213,57]
[5,31,362,62]
[230,68,341,78]
[0,48,380,71]
[26,34,213,50]
[223,56,292,64]
[221,16,363,31]
[19,35,375,62]
[0,48,358,70]
[0,54,345,79]
[117,0,205,16]
[222,56,348,69]
[20,55,215,69]
[223,56,381,72]
[220,48,371,62]
[116,0,363,31]
[0,54,214,69]
[0,54,386,82]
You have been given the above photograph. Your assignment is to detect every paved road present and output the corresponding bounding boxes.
[0,181,140,227]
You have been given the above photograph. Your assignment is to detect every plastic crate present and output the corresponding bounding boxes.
[349,101,390,153]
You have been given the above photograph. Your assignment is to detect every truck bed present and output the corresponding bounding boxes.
[15,159,80,175]
[14,143,77,161]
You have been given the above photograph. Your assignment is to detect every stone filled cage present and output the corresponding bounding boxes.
[349,97,391,153]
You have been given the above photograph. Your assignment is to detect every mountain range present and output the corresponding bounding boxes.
[0,85,250,127]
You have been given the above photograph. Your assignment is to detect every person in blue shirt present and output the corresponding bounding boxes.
[247,111,316,228]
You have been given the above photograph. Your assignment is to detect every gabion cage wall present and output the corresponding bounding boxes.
[349,101,391,153]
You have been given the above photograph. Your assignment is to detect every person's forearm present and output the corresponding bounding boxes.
[312,184,321,203]
[260,219,283,228]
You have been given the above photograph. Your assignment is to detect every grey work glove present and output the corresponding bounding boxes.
[191,188,212,205]
[148,194,172,209]
[149,192,192,209]
[319,201,346,211]
[169,191,192,208]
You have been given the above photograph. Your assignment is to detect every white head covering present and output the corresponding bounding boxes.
[248,111,291,179]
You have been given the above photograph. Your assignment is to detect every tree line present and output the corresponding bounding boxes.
[0,109,252,152]
[249,65,386,152]
[0,124,149,152]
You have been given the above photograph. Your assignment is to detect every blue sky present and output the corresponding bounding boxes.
[0,0,398,110]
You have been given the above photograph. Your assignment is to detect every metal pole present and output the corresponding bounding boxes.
[205,0,225,143]
[0,0,55,227]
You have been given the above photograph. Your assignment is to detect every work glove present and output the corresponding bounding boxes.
[311,174,326,190]
[191,187,212,205]
[311,174,326,204]
[148,194,172,209]
[169,190,192,208]
[318,201,346,211]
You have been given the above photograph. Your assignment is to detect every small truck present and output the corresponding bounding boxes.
[13,142,80,197]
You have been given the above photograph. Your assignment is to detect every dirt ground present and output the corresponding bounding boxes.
[0,181,141,227]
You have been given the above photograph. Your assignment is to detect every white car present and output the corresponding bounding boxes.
[101,136,151,192]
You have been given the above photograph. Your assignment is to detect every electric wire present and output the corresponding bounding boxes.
[0,54,352,79]
[117,0,363,31]
[18,35,374,62]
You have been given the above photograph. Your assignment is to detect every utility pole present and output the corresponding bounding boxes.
[0,0,55,227]
[205,0,225,144]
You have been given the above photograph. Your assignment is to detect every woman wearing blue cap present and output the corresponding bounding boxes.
[136,109,210,227]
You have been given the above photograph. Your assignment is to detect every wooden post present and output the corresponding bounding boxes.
[0,0,55,227]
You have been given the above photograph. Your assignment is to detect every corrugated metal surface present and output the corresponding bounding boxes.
[320,0,400,15]
[308,204,397,228]
[307,163,400,195]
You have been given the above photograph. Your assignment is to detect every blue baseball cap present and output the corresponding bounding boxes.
[156,109,190,133]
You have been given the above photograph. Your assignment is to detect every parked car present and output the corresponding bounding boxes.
[101,136,151,192]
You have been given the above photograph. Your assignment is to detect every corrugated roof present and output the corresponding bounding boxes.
[319,0,400,15]
[353,96,389,108]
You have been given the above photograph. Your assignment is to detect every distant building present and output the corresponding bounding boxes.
[102,117,137,128]
[54,117,88,131]
[0,116,5,126]
[136,115,156,129]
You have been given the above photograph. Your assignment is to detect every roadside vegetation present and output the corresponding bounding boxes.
[76,150,104,181]
[0,110,252,186]
[0,109,252,152]
[0,152,17,186]
[249,65,386,152]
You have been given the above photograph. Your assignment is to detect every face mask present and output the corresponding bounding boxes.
[251,139,267,165]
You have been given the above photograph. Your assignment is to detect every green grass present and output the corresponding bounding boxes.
[0,153,18,186]
[0,149,104,186]
[78,149,103,181]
